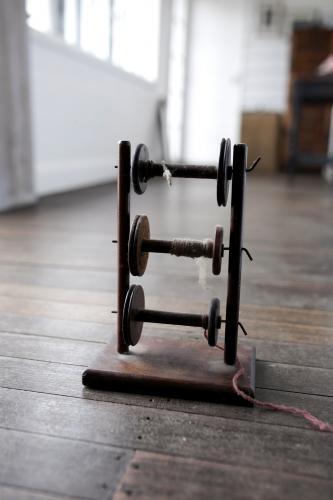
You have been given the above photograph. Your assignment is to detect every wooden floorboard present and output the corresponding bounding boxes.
[1,357,333,428]
[0,176,332,498]
[1,344,332,398]
[113,451,333,500]
[0,428,130,499]
[0,389,332,480]
[1,329,333,368]
[0,309,332,346]
[0,485,86,500]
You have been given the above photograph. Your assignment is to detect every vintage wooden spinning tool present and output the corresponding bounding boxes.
[83,139,258,405]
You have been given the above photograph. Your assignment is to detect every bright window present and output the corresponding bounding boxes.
[63,0,80,45]
[80,0,111,60]
[167,0,189,160]
[111,0,161,82]
[25,0,161,82]
[26,0,53,33]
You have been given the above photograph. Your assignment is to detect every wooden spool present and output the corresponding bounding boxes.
[132,138,232,207]
[122,284,221,347]
[128,214,224,277]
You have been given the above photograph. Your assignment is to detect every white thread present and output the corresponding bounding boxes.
[195,257,209,290]
[161,161,172,187]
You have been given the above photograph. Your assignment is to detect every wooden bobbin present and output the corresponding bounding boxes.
[122,284,145,347]
[128,215,150,277]
[132,144,149,195]
[122,284,221,347]
[132,138,232,206]
[128,215,224,277]
[217,138,232,207]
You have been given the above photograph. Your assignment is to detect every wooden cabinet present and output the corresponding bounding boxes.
[286,24,333,169]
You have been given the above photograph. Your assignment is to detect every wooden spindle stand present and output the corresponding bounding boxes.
[83,139,256,405]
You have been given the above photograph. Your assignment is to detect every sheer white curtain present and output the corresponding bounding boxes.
[0,0,35,210]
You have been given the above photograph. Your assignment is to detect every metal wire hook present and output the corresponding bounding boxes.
[238,321,248,336]
[224,246,253,261]
[241,247,253,261]
[246,156,261,172]
[220,319,248,336]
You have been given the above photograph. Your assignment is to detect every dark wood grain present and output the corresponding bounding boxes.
[1,357,333,428]
[0,428,131,500]
[0,330,332,369]
[0,313,112,343]
[114,451,333,500]
[0,308,332,348]
[0,177,332,498]
[0,263,332,313]
[1,342,332,398]
[0,388,332,480]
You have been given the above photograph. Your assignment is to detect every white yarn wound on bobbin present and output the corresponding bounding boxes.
[161,161,172,187]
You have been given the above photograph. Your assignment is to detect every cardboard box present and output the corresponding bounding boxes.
[241,113,282,172]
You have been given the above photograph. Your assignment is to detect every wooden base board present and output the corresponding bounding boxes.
[82,336,255,406]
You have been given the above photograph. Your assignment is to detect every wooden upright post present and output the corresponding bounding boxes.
[117,140,131,353]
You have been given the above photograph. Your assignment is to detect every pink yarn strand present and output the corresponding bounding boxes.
[203,330,333,433]
[233,367,333,433]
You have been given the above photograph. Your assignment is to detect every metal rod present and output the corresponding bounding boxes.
[224,144,247,365]
[135,309,209,329]
[141,239,173,254]
[117,141,131,354]
[145,162,217,180]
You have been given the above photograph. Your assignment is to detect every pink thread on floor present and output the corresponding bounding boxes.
[204,330,333,433]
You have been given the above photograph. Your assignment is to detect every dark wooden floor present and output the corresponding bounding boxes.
[0,175,332,499]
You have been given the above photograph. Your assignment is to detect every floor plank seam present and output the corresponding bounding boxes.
[0,482,93,500]
[2,379,333,402]
[256,385,333,398]
[0,315,113,326]
[0,293,115,308]
[0,330,107,344]
[256,359,333,371]
[0,260,115,272]
[2,328,332,349]
[0,354,87,368]
[1,426,332,482]
[0,308,331,332]
[1,351,333,374]
[254,386,333,398]
[1,386,331,434]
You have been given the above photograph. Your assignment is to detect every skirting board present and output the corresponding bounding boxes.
[82,336,255,406]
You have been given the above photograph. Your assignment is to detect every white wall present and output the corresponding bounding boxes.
[242,36,290,112]
[183,0,248,163]
[29,30,161,195]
